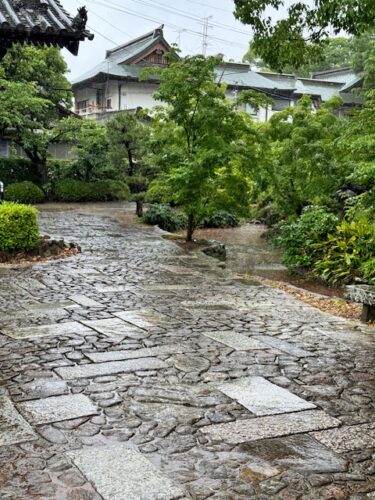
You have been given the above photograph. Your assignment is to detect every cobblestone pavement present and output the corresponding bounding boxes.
[0,204,374,500]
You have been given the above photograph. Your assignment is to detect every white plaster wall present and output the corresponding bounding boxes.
[118,82,160,110]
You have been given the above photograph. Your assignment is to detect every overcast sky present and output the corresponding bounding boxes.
[61,0,255,81]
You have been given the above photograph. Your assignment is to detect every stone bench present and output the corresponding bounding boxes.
[346,285,375,322]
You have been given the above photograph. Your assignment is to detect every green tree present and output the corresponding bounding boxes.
[145,55,265,241]
[0,45,72,182]
[106,111,152,216]
[234,0,375,71]
[262,96,345,216]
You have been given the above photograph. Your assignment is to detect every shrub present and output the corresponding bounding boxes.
[143,204,187,232]
[0,158,39,185]
[275,206,338,269]
[314,218,375,284]
[200,210,239,228]
[53,179,130,202]
[5,182,45,204]
[361,258,375,285]
[0,202,40,251]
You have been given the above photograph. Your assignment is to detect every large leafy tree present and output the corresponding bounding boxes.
[145,55,265,241]
[234,0,375,71]
[0,44,72,182]
[261,96,345,216]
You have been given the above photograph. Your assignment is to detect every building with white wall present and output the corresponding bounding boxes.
[72,26,362,123]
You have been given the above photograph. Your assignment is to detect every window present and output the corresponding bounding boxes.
[106,98,112,109]
[76,99,89,111]
[272,98,290,111]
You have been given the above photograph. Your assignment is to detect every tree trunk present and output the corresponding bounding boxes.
[136,199,143,218]
[186,213,195,242]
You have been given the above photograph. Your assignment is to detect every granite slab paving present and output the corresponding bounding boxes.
[81,317,147,338]
[311,423,375,453]
[67,445,187,500]
[202,330,267,350]
[17,394,98,424]
[114,309,173,329]
[0,395,37,446]
[0,206,374,500]
[85,344,188,363]
[254,335,315,357]
[0,321,93,339]
[216,376,316,415]
[201,410,341,444]
[55,357,168,380]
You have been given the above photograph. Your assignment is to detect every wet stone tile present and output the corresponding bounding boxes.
[238,434,348,473]
[201,410,341,444]
[216,377,316,415]
[66,444,186,500]
[114,309,173,329]
[17,394,98,424]
[254,336,315,357]
[311,423,375,453]
[69,295,103,308]
[55,357,168,380]
[1,321,92,339]
[81,318,147,338]
[0,395,37,446]
[202,331,267,350]
[19,379,68,400]
[85,344,187,363]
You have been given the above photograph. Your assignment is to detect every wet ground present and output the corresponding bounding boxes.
[0,202,374,499]
[192,224,346,298]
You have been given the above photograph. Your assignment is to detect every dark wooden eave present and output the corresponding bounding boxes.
[0,0,94,57]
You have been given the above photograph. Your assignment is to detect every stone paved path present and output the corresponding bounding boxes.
[0,204,374,499]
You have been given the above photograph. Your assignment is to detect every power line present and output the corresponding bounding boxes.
[89,0,249,50]
[77,0,133,39]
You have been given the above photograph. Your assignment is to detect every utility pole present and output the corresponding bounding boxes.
[202,16,212,56]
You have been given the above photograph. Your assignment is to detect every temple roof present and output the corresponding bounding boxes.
[0,0,93,56]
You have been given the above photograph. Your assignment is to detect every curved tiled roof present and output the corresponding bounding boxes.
[0,0,93,55]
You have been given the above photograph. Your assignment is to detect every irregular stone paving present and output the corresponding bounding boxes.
[0,203,374,499]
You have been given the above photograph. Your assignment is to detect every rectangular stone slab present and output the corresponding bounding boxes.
[1,321,93,339]
[67,445,185,500]
[216,377,316,416]
[69,295,103,308]
[202,331,267,350]
[0,395,37,446]
[55,357,168,380]
[85,344,187,363]
[201,410,340,444]
[81,318,147,338]
[254,336,315,357]
[114,309,172,329]
[311,423,375,453]
[17,394,98,424]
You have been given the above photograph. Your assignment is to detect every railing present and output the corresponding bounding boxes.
[75,104,113,116]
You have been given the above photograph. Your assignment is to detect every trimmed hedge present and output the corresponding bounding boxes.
[0,202,40,251]
[53,179,130,202]
[143,204,187,232]
[200,210,240,228]
[5,182,45,204]
[0,158,40,185]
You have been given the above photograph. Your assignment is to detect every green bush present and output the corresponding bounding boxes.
[0,202,40,251]
[275,206,338,269]
[314,218,375,284]
[53,179,130,202]
[361,258,375,285]
[0,158,40,185]
[5,182,45,204]
[200,210,239,228]
[143,204,187,232]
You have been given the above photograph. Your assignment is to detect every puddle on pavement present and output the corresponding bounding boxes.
[192,224,344,298]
